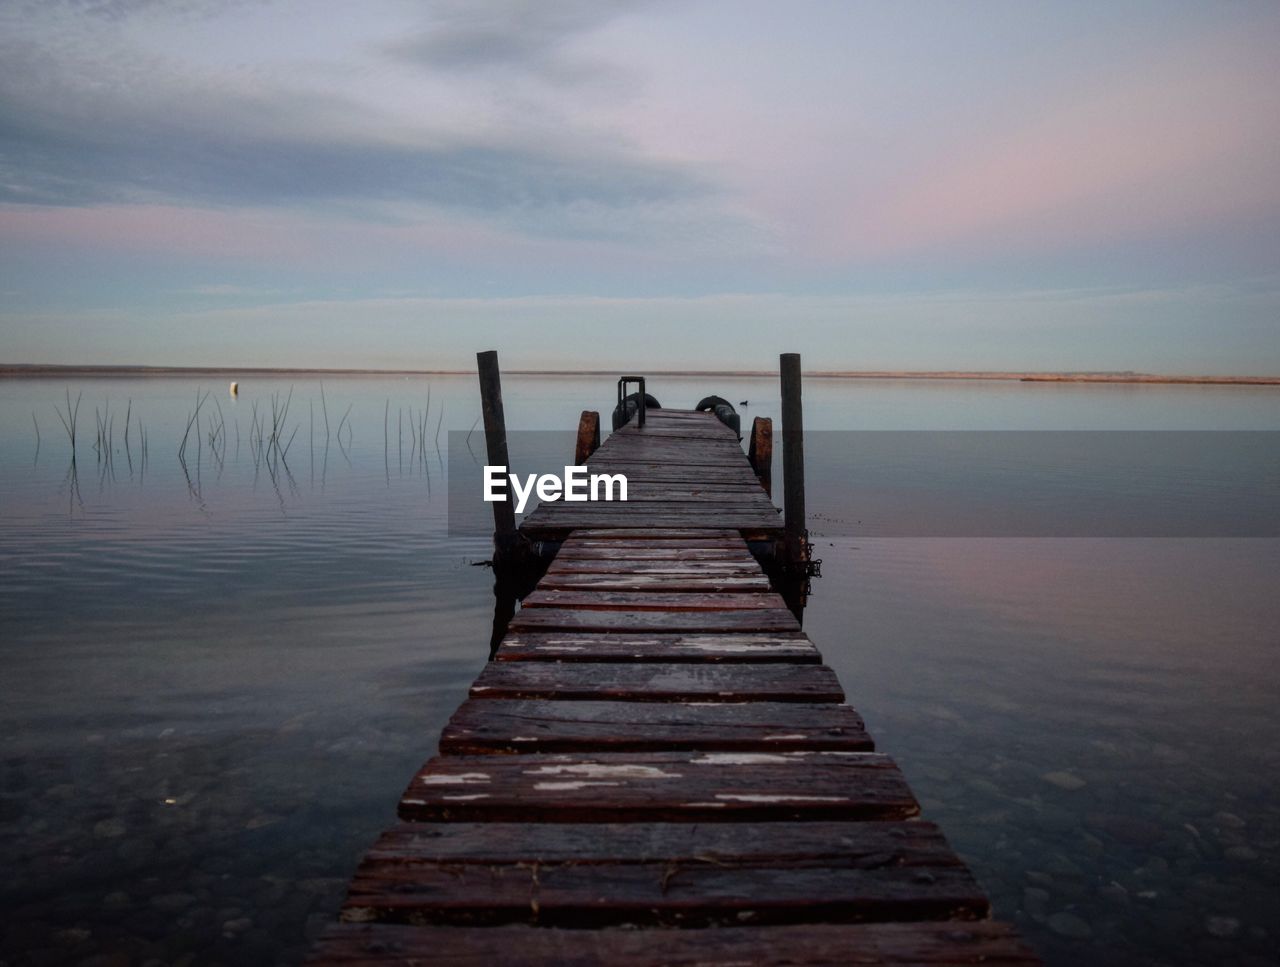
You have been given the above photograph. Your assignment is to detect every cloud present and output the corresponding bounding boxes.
[814,15,1280,262]
[0,21,734,245]
[390,0,645,87]
[10,0,220,20]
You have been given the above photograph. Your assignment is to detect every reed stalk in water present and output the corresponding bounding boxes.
[54,389,82,456]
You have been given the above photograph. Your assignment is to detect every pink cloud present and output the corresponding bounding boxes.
[815,21,1280,262]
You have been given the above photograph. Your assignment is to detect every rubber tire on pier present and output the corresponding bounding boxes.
[612,392,662,430]
[694,395,741,440]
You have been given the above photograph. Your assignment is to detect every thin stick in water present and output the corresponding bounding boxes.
[319,382,331,441]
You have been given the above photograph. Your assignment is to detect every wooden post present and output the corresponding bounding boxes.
[780,353,806,561]
[748,416,773,497]
[575,410,600,465]
[477,350,517,552]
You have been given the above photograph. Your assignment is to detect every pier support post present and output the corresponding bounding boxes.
[575,410,601,465]
[780,353,807,565]
[748,416,773,497]
[477,350,518,556]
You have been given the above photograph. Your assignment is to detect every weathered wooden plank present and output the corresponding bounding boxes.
[523,510,782,529]
[439,700,871,754]
[583,465,763,481]
[529,509,778,525]
[352,819,951,864]
[595,444,743,456]
[607,416,734,429]
[521,590,790,611]
[530,502,776,517]
[572,481,765,495]
[631,407,717,416]
[469,661,845,702]
[575,495,764,511]
[603,419,736,431]
[611,421,729,433]
[610,479,766,492]
[612,482,769,492]
[617,408,720,418]
[509,608,801,634]
[399,751,919,823]
[611,427,745,441]
[596,432,745,444]
[312,921,1040,965]
[582,455,749,469]
[537,573,772,592]
[583,462,752,473]
[552,547,756,561]
[570,528,743,540]
[576,490,775,502]
[588,446,747,461]
[342,822,984,928]
[546,560,763,576]
[343,864,983,929]
[496,632,821,663]
[561,537,751,549]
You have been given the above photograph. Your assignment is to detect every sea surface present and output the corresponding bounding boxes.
[1,374,1277,966]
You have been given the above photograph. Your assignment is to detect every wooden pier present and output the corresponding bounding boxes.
[310,400,1039,964]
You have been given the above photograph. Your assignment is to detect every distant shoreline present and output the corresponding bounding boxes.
[1,364,1277,385]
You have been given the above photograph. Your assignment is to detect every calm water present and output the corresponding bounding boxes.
[1,374,1277,966]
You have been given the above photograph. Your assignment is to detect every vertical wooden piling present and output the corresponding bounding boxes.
[477,350,517,552]
[748,416,773,497]
[780,353,806,562]
[575,410,601,465]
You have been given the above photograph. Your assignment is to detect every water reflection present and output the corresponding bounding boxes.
[1,375,1277,966]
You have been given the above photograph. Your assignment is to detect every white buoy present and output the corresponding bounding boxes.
[230,381,239,397]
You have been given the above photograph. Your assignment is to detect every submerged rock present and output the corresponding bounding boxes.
[1022,887,1049,921]
[1042,770,1087,790]
[1047,911,1093,939]
[149,893,196,913]
[93,818,126,839]
[1205,915,1241,938]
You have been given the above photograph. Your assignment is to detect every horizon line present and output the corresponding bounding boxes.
[2,364,1278,385]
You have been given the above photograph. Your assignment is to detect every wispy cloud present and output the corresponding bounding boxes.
[0,1,740,246]
[391,0,644,87]
[814,16,1280,262]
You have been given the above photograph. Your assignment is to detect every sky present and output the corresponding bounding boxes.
[1,0,1278,373]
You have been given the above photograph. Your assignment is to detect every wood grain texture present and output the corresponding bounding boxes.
[524,508,781,528]
[496,631,822,663]
[469,661,845,702]
[557,537,752,550]
[536,572,772,592]
[342,820,985,927]
[508,607,802,634]
[569,528,743,540]
[398,750,919,823]
[352,819,953,863]
[550,547,757,561]
[520,589,790,611]
[311,921,1041,965]
[439,699,871,753]
[545,559,764,576]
